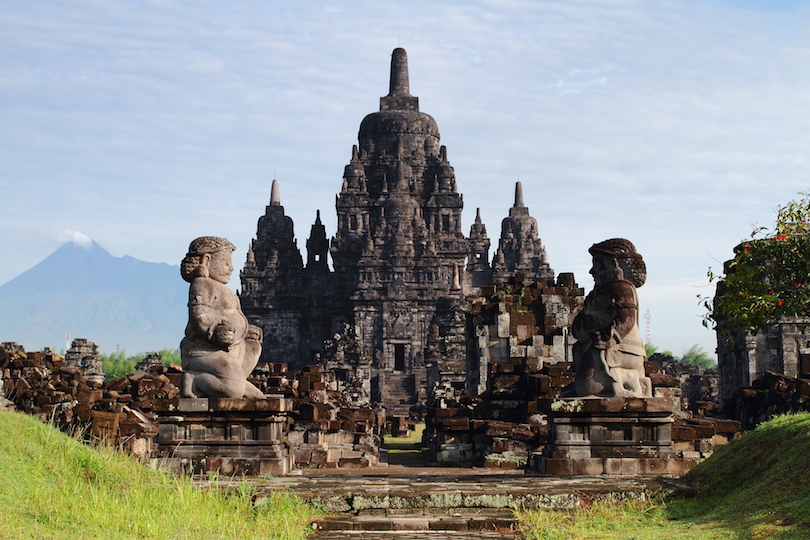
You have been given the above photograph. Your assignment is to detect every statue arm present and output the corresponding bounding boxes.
[187,279,236,348]
[608,281,639,342]
[574,282,638,349]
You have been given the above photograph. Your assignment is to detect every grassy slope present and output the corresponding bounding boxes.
[520,412,810,539]
[0,411,318,540]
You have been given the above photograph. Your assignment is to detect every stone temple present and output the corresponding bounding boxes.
[239,48,564,414]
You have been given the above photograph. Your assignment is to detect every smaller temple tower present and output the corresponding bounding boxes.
[492,182,554,283]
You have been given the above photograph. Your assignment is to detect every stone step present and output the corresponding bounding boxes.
[311,513,521,538]
[311,531,519,539]
[247,471,673,539]
[255,472,668,513]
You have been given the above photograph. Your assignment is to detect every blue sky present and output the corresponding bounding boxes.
[2,0,809,357]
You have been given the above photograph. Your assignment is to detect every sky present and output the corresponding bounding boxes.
[2,0,810,358]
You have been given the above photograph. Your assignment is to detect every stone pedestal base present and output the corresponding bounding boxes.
[535,397,690,476]
[153,396,293,476]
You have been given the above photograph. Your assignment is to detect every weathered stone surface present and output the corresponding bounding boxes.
[563,239,650,399]
[179,237,264,400]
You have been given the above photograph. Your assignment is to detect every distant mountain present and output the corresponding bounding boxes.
[0,241,187,353]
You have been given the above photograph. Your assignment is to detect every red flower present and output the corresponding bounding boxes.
[778,300,785,306]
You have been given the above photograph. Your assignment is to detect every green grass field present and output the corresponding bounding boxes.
[0,410,319,540]
[519,412,810,539]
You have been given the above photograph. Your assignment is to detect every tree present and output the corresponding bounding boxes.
[677,344,716,370]
[704,192,810,333]
[100,350,136,380]
[100,348,182,381]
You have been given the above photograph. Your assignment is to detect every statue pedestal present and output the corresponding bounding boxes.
[153,396,293,476]
[536,397,688,476]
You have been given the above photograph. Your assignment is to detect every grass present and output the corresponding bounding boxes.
[384,422,425,466]
[519,412,810,539]
[0,410,320,540]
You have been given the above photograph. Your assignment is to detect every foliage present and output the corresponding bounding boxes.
[100,350,136,380]
[519,412,810,539]
[0,410,319,539]
[677,344,716,369]
[100,348,182,381]
[704,192,810,333]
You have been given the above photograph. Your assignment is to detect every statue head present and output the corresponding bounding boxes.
[588,238,646,287]
[181,236,236,284]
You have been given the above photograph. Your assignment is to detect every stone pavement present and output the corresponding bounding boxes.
[249,467,676,539]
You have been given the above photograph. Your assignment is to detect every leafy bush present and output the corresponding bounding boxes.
[704,192,810,333]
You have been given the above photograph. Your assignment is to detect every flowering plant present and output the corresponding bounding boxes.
[704,192,810,332]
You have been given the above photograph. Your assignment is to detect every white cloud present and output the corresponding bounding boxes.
[53,229,93,248]
[0,0,809,355]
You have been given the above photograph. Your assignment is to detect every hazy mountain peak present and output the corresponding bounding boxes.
[0,241,186,353]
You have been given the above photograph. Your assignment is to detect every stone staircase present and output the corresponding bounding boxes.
[380,372,418,417]
[251,471,671,539]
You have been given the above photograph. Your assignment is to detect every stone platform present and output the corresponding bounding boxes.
[153,396,293,476]
[535,396,690,476]
[240,469,677,539]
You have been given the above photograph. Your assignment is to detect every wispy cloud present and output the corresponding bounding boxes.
[1,0,809,355]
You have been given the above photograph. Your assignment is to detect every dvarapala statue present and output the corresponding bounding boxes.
[179,237,265,399]
[562,238,652,398]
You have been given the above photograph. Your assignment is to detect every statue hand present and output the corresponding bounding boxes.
[247,324,263,341]
[213,324,236,348]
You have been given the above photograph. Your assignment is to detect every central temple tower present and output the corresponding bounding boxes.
[331,49,467,382]
[241,48,557,415]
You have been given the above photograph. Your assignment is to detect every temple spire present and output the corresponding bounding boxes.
[270,179,281,206]
[380,48,419,111]
[388,48,411,97]
[514,181,524,208]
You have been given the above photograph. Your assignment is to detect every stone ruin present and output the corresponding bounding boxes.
[419,277,739,475]
[1,338,387,474]
[65,338,105,385]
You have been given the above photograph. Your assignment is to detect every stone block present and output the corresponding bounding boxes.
[524,357,544,373]
[256,395,290,412]
[672,441,693,453]
[294,448,312,464]
[541,458,573,475]
[571,458,604,475]
[177,398,209,412]
[497,313,510,338]
[310,448,328,464]
[690,422,716,438]
[638,458,668,475]
[695,439,714,453]
[604,458,623,475]
[712,433,730,447]
[672,425,696,441]
[440,417,470,430]
[429,519,468,531]
[713,419,741,434]
[210,398,253,411]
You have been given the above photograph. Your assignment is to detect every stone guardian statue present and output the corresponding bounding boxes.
[179,237,265,399]
[563,238,652,398]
